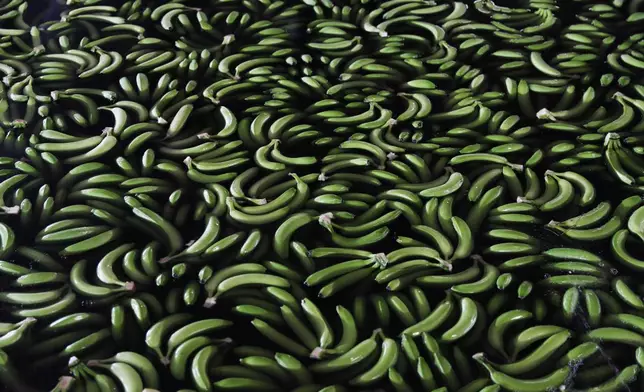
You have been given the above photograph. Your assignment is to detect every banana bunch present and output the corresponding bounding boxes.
[0,165,44,214]
[517,169,596,213]
[123,49,193,77]
[531,248,615,324]
[306,329,398,387]
[367,124,437,155]
[561,18,614,56]
[0,316,36,351]
[466,164,523,205]
[358,0,451,39]
[158,277,204,312]
[320,329,481,391]
[568,322,644,390]
[25,311,114,371]
[441,90,506,118]
[176,138,251,179]
[548,194,643,242]
[337,57,413,89]
[0,245,80,321]
[202,262,291,307]
[29,48,108,85]
[538,136,604,171]
[66,354,158,392]
[392,292,486,349]
[110,293,165,347]
[303,248,379,297]
[1,241,64,271]
[588,93,641,133]
[237,296,364,360]
[41,160,123,208]
[213,349,321,392]
[43,9,135,51]
[69,258,136,302]
[34,126,118,166]
[1,74,50,128]
[396,213,474,265]
[151,2,215,37]
[0,24,43,63]
[576,2,625,25]
[536,85,600,126]
[185,145,249,185]
[349,285,429,330]
[411,256,500,298]
[0,122,32,157]
[143,313,232,371]
[394,92,434,124]
[453,14,554,60]
[108,72,181,110]
[216,52,284,84]
[609,37,644,77]
[611,202,644,270]
[536,250,612,293]
[35,200,128,258]
[474,347,580,391]
[548,49,600,77]
[603,132,644,186]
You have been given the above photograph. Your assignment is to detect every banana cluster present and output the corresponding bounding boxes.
[3,0,644,390]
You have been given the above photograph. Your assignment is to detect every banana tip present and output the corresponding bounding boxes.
[0,206,20,214]
[57,376,74,389]
[310,347,324,359]
[68,357,79,367]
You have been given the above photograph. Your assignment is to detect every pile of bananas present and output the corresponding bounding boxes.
[4,0,644,390]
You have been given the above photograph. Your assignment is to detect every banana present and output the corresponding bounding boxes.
[474,353,571,392]
[350,337,398,386]
[165,319,233,358]
[169,337,216,381]
[585,326,644,347]
[70,259,134,298]
[274,212,317,259]
[191,345,219,392]
[145,313,193,361]
[251,318,310,358]
[91,351,159,389]
[89,361,143,392]
[440,297,478,342]
[401,294,454,337]
[208,273,290,303]
[553,201,612,229]
[301,298,334,349]
[310,332,379,373]
[419,171,464,198]
[488,309,533,360]
[627,204,644,242]
[452,258,499,295]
